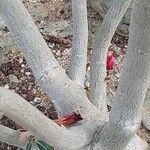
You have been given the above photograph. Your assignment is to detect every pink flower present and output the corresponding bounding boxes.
[107,51,115,70]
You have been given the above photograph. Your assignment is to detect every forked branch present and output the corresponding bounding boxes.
[0,87,106,149]
[0,0,101,118]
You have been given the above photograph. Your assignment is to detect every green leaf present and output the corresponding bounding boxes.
[26,142,32,150]
[35,140,54,150]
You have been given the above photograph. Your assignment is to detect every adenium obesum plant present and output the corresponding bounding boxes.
[107,51,115,70]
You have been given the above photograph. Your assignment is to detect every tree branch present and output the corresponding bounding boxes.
[0,0,102,118]
[68,0,88,86]
[97,0,150,149]
[0,125,35,149]
[0,87,106,149]
[0,3,108,146]
[0,0,67,115]
[90,0,131,111]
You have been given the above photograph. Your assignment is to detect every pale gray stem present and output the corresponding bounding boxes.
[68,0,88,86]
[97,0,150,149]
[0,125,36,149]
[0,0,67,115]
[0,0,101,117]
[90,0,131,111]
[0,2,108,144]
[0,87,106,149]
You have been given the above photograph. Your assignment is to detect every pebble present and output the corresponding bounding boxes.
[84,81,90,88]
[21,64,25,68]
[52,50,56,53]
[8,75,19,83]
[56,50,61,57]
[49,43,54,49]
[33,97,42,103]
[26,92,34,101]
[22,94,26,99]
[32,88,37,95]
[87,66,90,71]
[30,101,35,106]
[28,86,32,91]
[25,72,31,76]
[20,69,24,73]
[19,58,23,64]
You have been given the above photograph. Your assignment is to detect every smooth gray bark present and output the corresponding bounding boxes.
[95,0,150,149]
[68,0,88,86]
[0,0,103,119]
[0,0,149,149]
[0,125,37,149]
[90,0,131,112]
[0,87,106,150]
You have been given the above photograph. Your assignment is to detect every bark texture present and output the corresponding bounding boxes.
[68,0,88,86]
[0,87,106,150]
[0,0,149,150]
[0,125,30,149]
[90,0,131,111]
[0,0,105,121]
[0,125,39,149]
[94,0,150,149]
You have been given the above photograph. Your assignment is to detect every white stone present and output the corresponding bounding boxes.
[25,72,31,76]
[8,75,19,83]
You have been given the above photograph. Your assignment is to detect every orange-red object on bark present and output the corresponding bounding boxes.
[54,113,83,127]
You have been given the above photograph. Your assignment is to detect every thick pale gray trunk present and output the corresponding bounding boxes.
[95,0,150,149]
[68,0,88,86]
[90,0,131,112]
